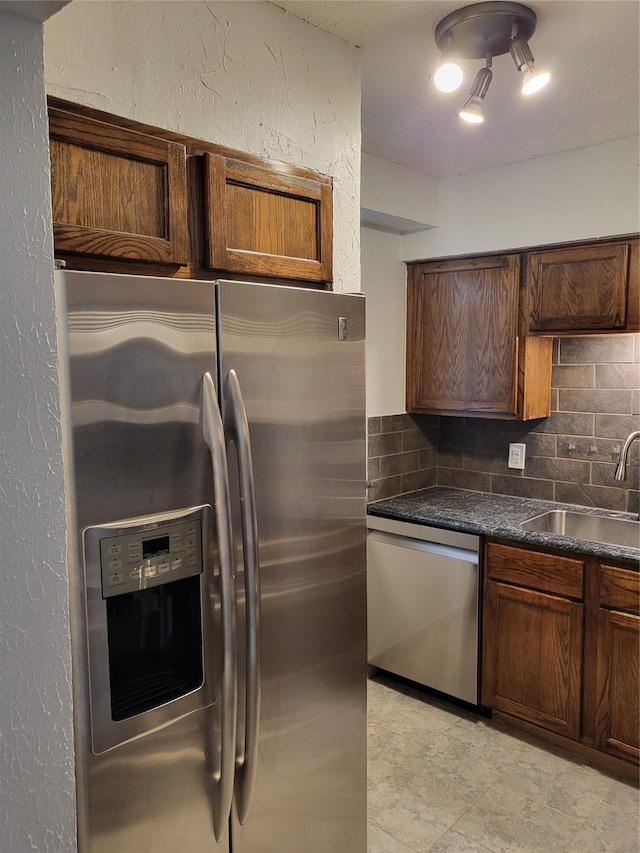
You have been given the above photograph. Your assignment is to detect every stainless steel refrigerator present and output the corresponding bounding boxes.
[56,269,367,853]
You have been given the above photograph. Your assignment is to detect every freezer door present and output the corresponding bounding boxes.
[217,281,367,853]
[59,271,230,852]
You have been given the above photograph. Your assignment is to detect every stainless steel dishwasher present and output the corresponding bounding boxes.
[367,515,480,705]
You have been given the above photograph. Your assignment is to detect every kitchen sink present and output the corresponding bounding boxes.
[520,510,640,550]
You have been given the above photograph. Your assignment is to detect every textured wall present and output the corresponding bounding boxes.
[0,9,76,851]
[44,0,361,292]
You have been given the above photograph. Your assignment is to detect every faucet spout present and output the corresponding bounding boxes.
[614,430,640,481]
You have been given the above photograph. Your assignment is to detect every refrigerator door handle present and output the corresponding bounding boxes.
[202,371,238,843]
[224,369,261,825]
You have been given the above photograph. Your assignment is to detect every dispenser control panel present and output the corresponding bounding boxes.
[98,515,203,598]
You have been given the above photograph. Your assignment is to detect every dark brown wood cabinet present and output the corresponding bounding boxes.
[49,107,189,266]
[482,542,584,739]
[595,564,639,762]
[406,254,552,420]
[482,539,639,773]
[526,236,639,333]
[204,153,332,282]
[48,99,333,286]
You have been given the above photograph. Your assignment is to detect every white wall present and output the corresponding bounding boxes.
[362,227,406,417]
[44,0,362,292]
[0,9,76,852]
[361,153,439,233]
[404,136,640,259]
[363,136,640,416]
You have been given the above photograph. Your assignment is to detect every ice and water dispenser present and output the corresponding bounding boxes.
[82,505,214,753]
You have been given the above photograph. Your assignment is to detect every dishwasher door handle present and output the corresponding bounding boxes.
[366,529,479,565]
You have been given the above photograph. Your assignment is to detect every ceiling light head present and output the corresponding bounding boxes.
[434,60,465,93]
[521,65,551,95]
[434,38,464,92]
[459,63,492,124]
[459,96,485,124]
[510,34,550,95]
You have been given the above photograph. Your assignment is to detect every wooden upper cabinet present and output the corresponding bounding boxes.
[49,108,188,266]
[526,238,637,332]
[204,153,332,283]
[406,254,551,420]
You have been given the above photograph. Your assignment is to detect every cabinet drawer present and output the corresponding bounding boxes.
[599,565,640,613]
[486,542,584,599]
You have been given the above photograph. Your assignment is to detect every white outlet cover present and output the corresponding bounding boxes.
[508,443,526,470]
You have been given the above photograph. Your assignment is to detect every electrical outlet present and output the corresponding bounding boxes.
[508,442,526,470]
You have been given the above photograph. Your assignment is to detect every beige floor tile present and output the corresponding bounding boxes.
[368,721,425,787]
[427,828,495,852]
[367,822,417,853]
[602,773,640,816]
[367,676,640,853]
[564,800,640,852]
[403,730,509,804]
[368,767,471,853]
[368,686,463,744]
[453,783,582,853]
[498,747,616,820]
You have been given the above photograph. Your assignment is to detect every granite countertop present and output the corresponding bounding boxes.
[367,487,640,566]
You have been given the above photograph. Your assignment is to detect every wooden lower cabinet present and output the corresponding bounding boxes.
[483,581,583,738]
[482,541,639,772]
[482,542,584,739]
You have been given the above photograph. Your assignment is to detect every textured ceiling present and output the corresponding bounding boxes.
[270,1,640,178]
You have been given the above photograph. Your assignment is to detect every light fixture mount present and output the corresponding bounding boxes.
[435,1,537,60]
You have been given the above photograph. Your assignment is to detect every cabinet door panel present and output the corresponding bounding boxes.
[483,581,583,738]
[595,609,639,761]
[49,108,188,265]
[407,255,520,415]
[205,153,332,282]
[528,243,629,331]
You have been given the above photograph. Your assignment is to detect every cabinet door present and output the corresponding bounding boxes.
[49,108,188,265]
[595,609,639,761]
[527,242,630,332]
[595,563,639,762]
[407,255,523,417]
[205,153,332,283]
[482,580,583,739]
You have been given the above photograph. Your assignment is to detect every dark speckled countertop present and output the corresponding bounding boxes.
[367,487,640,567]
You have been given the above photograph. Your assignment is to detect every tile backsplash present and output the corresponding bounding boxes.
[368,334,639,514]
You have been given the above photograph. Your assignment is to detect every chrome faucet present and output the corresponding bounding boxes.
[614,431,640,480]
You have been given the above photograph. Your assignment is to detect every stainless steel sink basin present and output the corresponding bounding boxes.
[520,510,640,550]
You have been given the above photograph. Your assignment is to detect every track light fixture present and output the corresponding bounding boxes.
[433,1,550,123]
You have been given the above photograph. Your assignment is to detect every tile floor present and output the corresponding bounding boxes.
[367,673,640,853]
